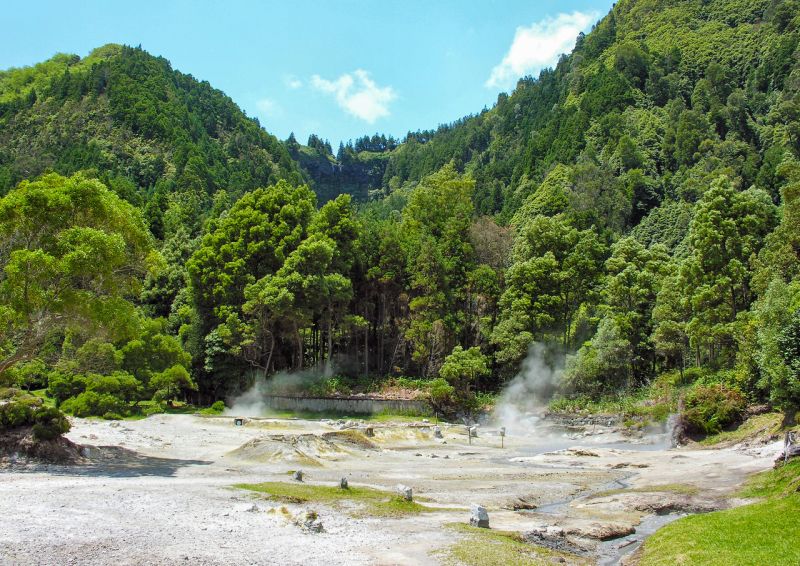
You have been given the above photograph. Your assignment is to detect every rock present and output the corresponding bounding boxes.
[234,503,259,513]
[109,422,120,428]
[469,504,489,528]
[433,426,443,439]
[293,470,304,482]
[503,497,537,511]
[422,419,429,423]
[775,443,800,468]
[340,477,348,490]
[569,449,599,457]
[396,484,413,501]
[364,427,374,437]
[628,493,722,514]
[296,510,323,533]
[565,522,635,541]
[545,526,564,537]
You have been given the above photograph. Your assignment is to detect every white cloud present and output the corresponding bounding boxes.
[284,75,303,89]
[486,11,597,90]
[311,69,396,123]
[255,97,281,118]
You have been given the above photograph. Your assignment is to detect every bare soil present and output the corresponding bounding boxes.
[0,414,782,565]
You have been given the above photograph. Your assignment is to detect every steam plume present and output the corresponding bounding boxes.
[493,342,564,433]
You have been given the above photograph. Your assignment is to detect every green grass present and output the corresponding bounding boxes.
[739,459,800,499]
[437,523,588,566]
[640,460,800,565]
[639,495,800,566]
[235,481,439,518]
[698,412,785,446]
[30,389,56,408]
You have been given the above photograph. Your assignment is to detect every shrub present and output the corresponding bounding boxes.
[210,400,225,412]
[0,394,70,441]
[9,359,49,390]
[31,406,71,440]
[85,371,142,402]
[47,371,87,404]
[0,396,38,428]
[143,402,165,416]
[426,378,457,412]
[60,391,126,418]
[696,369,748,391]
[682,384,747,435]
[682,366,709,384]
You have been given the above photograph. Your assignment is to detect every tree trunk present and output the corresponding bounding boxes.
[296,328,304,371]
[326,315,334,376]
[264,332,275,378]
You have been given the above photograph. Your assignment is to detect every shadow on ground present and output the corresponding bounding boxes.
[4,445,212,478]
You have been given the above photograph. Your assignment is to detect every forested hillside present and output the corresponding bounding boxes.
[2,0,800,430]
[289,133,397,203]
[0,44,303,238]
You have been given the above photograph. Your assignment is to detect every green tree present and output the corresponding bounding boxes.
[121,317,192,395]
[401,164,476,376]
[492,215,606,366]
[669,177,777,368]
[0,173,151,376]
[777,309,800,425]
[431,345,490,413]
[755,278,800,424]
[150,365,196,404]
[568,237,669,392]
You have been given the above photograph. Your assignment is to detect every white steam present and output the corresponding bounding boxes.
[223,376,271,417]
[493,342,564,434]
[224,367,334,417]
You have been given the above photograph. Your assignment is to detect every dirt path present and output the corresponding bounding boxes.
[0,415,782,565]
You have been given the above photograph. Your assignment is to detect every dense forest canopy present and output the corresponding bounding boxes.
[1,0,800,427]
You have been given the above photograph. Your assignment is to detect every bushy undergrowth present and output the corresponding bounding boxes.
[59,390,127,418]
[682,384,747,434]
[199,400,226,415]
[548,383,678,425]
[0,390,70,440]
[549,367,753,435]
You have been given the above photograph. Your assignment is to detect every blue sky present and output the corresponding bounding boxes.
[1,0,612,148]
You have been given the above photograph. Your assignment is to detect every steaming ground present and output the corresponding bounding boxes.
[0,413,782,565]
[493,342,565,435]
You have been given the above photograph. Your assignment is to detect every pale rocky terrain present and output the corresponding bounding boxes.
[0,413,782,565]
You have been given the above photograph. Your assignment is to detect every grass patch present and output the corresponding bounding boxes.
[29,389,57,408]
[235,481,438,518]
[639,495,800,566]
[738,458,800,499]
[438,523,588,566]
[591,483,700,499]
[641,460,800,565]
[698,412,784,446]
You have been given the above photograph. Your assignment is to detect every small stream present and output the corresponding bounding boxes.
[485,413,686,565]
[596,512,686,565]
